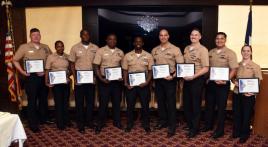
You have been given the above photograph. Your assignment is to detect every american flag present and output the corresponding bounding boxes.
[4,32,17,102]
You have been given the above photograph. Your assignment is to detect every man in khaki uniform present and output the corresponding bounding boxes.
[151,29,184,137]
[183,28,209,138]
[122,36,154,133]
[13,28,52,133]
[68,29,99,133]
[93,34,124,134]
[202,32,238,139]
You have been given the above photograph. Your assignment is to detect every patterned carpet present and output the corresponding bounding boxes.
[22,116,268,147]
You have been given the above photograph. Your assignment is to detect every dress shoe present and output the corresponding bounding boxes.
[231,134,240,139]
[187,131,198,138]
[113,123,123,130]
[78,128,85,134]
[239,137,248,143]
[144,127,151,133]
[95,126,102,134]
[30,127,41,133]
[200,126,212,132]
[58,126,65,130]
[211,132,224,139]
[182,126,191,131]
[154,124,167,130]
[86,123,96,129]
[124,126,132,133]
[41,120,54,125]
[66,122,73,127]
[167,132,175,138]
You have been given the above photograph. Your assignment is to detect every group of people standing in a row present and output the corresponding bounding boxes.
[12,27,262,143]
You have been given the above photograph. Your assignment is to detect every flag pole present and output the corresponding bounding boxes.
[2,0,22,105]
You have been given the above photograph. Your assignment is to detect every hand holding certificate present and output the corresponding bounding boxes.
[209,67,229,81]
[76,70,94,84]
[49,71,67,85]
[239,78,259,93]
[25,59,44,73]
[176,63,195,77]
[152,64,170,79]
[129,72,146,87]
[105,67,122,81]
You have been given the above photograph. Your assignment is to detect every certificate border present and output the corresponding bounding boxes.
[176,63,195,78]
[128,71,146,87]
[152,64,170,79]
[48,70,67,85]
[238,78,260,94]
[104,66,122,81]
[209,67,230,81]
[24,59,44,74]
[76,70,94,84]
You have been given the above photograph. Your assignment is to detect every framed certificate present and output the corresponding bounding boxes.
[238,78,259,93]
[104,67,122,81]
[76,70,94,84]
[25,59,44,73]
[49,71,67,85]
[176,63,195,77]
[209,67,229,81]
[152,64,170,79]
[128,72,146,87]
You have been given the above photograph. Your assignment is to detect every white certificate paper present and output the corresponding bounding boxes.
[76,70,94,84]
[49,71,67,85]
[209,67,229,81]
[239,78,259,93]
[176,63,195,77]
[129,72,146,87]
[152,64,170,79]
[105,67,122,81]
[25,59,44,73]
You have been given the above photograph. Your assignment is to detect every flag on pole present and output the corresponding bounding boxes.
[245,1,252,45]
[4,32,17,102]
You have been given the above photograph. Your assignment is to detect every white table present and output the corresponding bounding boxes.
[0,112,27,147]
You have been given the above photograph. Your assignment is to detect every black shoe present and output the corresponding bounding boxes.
[211,132,224,139]
[232,134,240,139]
[41,120,54,125]
[86,123,95,129]
[30,127,41,133]
[167,132,175,138]
[58,126,65,130]
[187,131,198,138]
[144,127,151,133]
[125,126,132,133]
[200,126,212,132]
[113,123,123,130]
[95,126,102,134]
[66,122,73,127]
[239,137,248,143]
[154,124,167,130]
[78,128,85,134]
[183,126,191,131]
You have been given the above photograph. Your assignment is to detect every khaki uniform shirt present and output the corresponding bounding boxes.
[151,42,184,73]
[93,45,124,76]
[45,53,69,71]
[13,42,52,69]
[234,60,263,93]
[68,42,99,70]
[209,47,238,69]
[184,44,209,73]
[122,50,154,73]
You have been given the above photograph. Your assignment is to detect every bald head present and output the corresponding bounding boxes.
[159,29,170,44]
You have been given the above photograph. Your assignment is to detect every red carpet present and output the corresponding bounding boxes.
[23,119,268,147]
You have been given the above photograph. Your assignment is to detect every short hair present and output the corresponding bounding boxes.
[106,33,117,39]
[80,29,90,37]
[216,32,227,39]
[191,28,202,35]
[54,40,64,47]
[133,35,144,42]
[30,28,40,34]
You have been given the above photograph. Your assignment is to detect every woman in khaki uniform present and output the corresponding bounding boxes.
[183,28,209,138]
[45,40,71,130]
[232,45,262,143]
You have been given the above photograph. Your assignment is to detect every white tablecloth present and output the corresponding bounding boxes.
[0,112,27,147]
